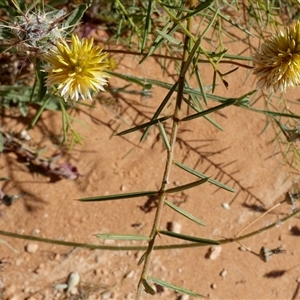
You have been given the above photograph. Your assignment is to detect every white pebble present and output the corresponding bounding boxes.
[222,203,230,210]
[178,295,189,300]
[167,221,181,233]
[238,246,246,252]
[102,291,112,300]
[211,283,217,289]
[220,269,227,278]
[20,129,31,141]
[67,272,80,293]
[25,243,39,253]
[125,270,134,279]
[206,245,222,260]
[16,258,23,266]
[32,229,40,235]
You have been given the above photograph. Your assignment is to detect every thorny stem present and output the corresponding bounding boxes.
[136,3,195,298]
[135,67,181,300]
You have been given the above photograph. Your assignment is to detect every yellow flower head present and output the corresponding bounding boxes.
[43,34,110,101]
[253,21,300,92]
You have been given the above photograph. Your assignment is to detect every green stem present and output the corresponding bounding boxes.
[27,96,50,130]
[155,0,219,72]
[0,208,299,251]
[219,207,300,245]
[136,4,194,298]
[136,99,180,300]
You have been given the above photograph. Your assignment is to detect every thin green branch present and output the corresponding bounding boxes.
[106,49,253,70]
[0,208,298,251]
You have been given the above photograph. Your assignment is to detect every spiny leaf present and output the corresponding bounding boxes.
[157,121,171,150]
[174,161,235,192]
[64,4,88,34]
[150,277,205,297]
[165,200,206,226]
[159,230,220,245]
[79,190,157,202]
[96,233,148,241]
[181,99,236,122]
[165,178,209,194]
[117,115,171,136]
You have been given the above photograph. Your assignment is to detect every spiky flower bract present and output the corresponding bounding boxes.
[0,9,66,55]
[43,34,110,101]
[253,21,300,92]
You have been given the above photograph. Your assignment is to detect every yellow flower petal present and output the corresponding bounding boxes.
[253,21,300,92]
[43,34,110,101]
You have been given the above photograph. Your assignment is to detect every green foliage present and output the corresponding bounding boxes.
[79,1,300,298]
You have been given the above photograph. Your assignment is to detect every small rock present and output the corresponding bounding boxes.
[220,269,227,278]
[67,272,80,293]
[16,258,23,266]
[23,286,32,293]
[297,277,300,283]
[206,245,222,260]
[70,287,78,295]
[25,243,39,253]
[102,291,111,300]
[238,246,246,252]
[211,283,217,289]
[54,292,62,298]
[222,203,230,210]
[20,129,31,141]
[32,229,40,235]
[167,221,181,233]
[34,263,45,274]
[125,270,134,279]
[54,253,61,261]
[178,295,189,300]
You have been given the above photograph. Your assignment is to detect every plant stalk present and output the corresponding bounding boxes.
[136,3,195,297]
